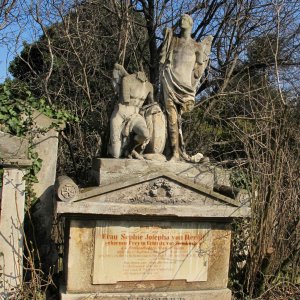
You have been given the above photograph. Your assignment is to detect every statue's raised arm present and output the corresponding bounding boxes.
[160,28,173,66]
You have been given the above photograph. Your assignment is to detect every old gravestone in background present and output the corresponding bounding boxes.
[56,14,250,300]
[0,111,63,297]
[0,132,31,297]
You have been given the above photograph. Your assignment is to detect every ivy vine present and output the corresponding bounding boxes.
[0,80,77,206]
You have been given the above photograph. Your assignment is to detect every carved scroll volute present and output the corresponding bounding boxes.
[55,175,79,202]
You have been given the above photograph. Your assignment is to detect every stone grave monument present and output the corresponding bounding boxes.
[0,132,31,297]
[56,14,250,300]
[57,159,249,300]
[0,110,62,297]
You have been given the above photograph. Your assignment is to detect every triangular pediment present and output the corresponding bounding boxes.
[75,171,240,207]
[57,168,250,219]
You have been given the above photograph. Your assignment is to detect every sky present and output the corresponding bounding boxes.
[0,21,40,83]
[0,0,58,83]
[0,0,212,84]
[0,47,14,83]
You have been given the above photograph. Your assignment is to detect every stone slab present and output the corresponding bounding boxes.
[0,131,29,160]
[0,168,26,297]
[65,219,231,293]
[24,108,65,130]
[57,201,250,219]
[0,158,32,167]
[27,113,62,275]
[92,220,210,284]
[60,288,232,300]
[32,128,59,199]
[91,158,231,190]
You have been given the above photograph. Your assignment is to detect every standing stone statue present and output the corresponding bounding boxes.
[109,64,166,160]
[160,14,213,161]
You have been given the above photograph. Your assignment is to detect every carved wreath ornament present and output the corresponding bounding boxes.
[148,179,173,198]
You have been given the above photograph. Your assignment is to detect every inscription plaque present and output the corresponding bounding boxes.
[92,220,211,284]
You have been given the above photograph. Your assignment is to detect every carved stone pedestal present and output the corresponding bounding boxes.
[57,159,250,300]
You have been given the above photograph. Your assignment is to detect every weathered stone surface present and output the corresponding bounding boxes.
[91,158,231,190]
[60,288,232,300]
[57,171,250,218]
[64,219,231,294]
[27,111,63,273]
[0,131,28,160]
[160,14,213,161]
[28,109,65,130]
[82,172,237,204]
[143,153,167,162]
[0,168,26,297]
[92,220,210,284]
[32,128,59,199]
[59,158,249,299]
[55,176,79,202]
[0,159,31,167]
[58,202,249,219]
[109,64,166,159]
[144,104,167,154]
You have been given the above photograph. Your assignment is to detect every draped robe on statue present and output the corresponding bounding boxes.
[160,27,213,159]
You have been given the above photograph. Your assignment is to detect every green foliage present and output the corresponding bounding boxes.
[230,169,251,190]
[0,81,77,134]
[0,83,29,136]
[247,34,285,66]
[22,148,43,206]
[0,80,77,205]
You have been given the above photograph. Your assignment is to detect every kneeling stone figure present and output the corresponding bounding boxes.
[109,64,165,159]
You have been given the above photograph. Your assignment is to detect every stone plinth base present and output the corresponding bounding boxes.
[60,287,231,300]
[91,158,231,189]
